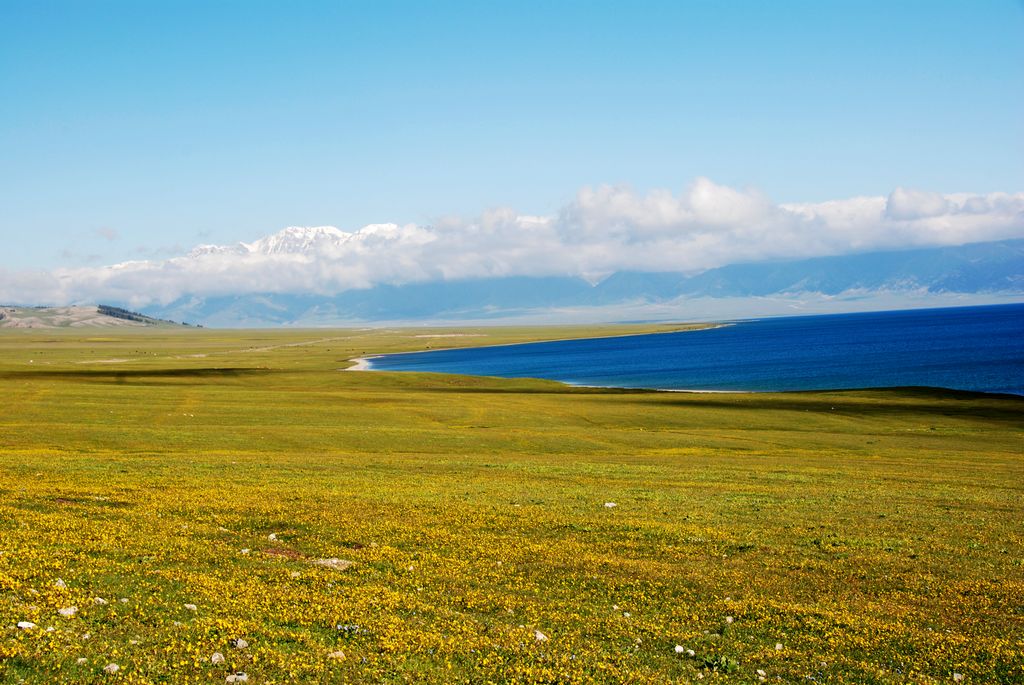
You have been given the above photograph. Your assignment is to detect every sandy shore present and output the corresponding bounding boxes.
[345,357,377,371]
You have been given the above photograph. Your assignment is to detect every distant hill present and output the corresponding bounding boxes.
[0,305,196,329]
[137,239,1024,326]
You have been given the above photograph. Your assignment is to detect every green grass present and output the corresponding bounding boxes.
[0,326,1021,683]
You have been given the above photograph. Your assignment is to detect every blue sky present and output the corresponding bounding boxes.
[2,0,1022,271]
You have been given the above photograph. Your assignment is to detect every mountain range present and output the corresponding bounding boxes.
[134,232,1024,326]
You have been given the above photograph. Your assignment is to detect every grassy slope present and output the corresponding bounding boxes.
[0,306,186,329]
[0,326,1021,684]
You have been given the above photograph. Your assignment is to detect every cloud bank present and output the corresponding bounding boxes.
[4,179,1023,307]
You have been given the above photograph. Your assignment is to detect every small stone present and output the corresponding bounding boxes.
[54,578,67,589]
[93,597,108,606]
[58,606,78,617]
[226,673,248,683]
[129,639,139,645]
[604,502,617,508]
[119,598,128,604]
[184,603,197,611]
[328,650,346,660]
[534,630,548,642]
[104,663,119,674]
[674,645,686,654]
[775,642,784,651]
[76,658,88,665]
[211,652,225,664]
[240,549,250,555]
[268,533,278,541]
[686,649,696,657]
[16,621,36,630]
[725,616,734,624]
[290,571,301,579]
[231,638,249,649]
[757,670,767,677]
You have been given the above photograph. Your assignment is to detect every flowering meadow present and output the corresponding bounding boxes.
[0,326,1021,683]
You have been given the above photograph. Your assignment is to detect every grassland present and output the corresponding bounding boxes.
[0,325,1021,684]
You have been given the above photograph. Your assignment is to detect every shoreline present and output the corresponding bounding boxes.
[343,323,743,393]
[344,322,730,371]
[345,356,743,393]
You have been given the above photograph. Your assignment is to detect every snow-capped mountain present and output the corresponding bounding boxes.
[187,226,351,258]
[244,226,349,255]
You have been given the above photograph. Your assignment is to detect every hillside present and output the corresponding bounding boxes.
[0,305,195,329]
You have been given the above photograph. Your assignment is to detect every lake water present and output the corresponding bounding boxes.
[369,304,1024,395]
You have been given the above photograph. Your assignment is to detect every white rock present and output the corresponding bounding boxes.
[757,670,767,677]
[58,606,78,617]
[268,533,278,541]
[687,649,696,657]
[76,658,88,665]
[775,642,783,651]
[674,645,686,653]
[93,597,108,606]
[328,650,345,659]
[725,616,734,624]
[226,673,248,683]
[289,571,301,579]
[312,558,354,571]
[184,603,197,611]
[534,630,548,642]
[16,621,36,630]
[119,598,128,604]
[232,638,249,649]
[240,548,251,555]
[104,663,119,674]
[211,652,225,664]
[54,578,67,589]
[604,502,617,508]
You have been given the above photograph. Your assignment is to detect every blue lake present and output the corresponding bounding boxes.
[369,304,1024,395]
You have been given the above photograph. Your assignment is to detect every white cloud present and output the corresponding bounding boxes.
[3,179,1022,307]
[885,187,952,220]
